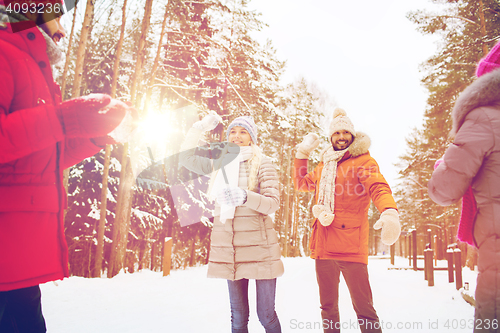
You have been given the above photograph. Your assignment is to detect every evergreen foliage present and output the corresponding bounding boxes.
[61,0,297,276]
[398,0,500,245]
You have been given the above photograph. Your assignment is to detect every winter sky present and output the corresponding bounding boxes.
[59,0,441,187]
[249,0,442,188]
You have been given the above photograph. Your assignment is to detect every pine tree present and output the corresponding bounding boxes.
[397,0,500,252]
[272,78,332,257]
[61,0,298,276]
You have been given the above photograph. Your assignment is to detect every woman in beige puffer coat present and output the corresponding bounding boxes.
[180,113,283,333]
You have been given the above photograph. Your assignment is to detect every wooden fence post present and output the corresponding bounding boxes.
[433,235,438,265]
[390,244,395,265]
[436,233,443,260]
[427,229,432,249]
[447,248,454,283]
[424,247,429,281]
[454,248,463,290]
[424,248,434,286]
[408,235,412,266]
[412,229,417,271]
[163,237,173,277]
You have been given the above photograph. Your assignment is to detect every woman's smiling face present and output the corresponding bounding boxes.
[228,126,252,146]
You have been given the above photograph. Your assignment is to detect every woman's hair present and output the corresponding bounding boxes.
[247,142,262,191]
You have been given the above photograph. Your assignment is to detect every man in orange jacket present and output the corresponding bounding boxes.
[294,108,400,333]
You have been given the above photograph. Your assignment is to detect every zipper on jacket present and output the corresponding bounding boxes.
[231,218,236,280]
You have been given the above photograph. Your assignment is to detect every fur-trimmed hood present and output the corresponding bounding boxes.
[320,131,371,161]
[452,68,500,136]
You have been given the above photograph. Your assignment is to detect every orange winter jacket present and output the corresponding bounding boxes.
[294,132,397,264]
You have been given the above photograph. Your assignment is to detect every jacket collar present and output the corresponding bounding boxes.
[452,68,500,135]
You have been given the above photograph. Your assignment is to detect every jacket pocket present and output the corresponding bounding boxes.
[0,185,60,213]
[325,225,360,254]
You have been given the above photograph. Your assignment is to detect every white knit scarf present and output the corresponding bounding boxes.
[210,146,254,222]
[314,147,348,216]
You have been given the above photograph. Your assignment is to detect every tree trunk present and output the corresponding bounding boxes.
[291,111,298,256]
[93,0,129,279]
[277,136,285,249]
[110,0,128,98]
[117,161,134,273]
[63,0,94,268]
[109,0,154,278]
[293,190,299,256]
[108,145,133,277]
[92,145,111,277]
[129,0,154,108]
[143,1,170,116]
[60,1,78,98]
[283,153,291,257]
[478,0,489,56]
[71,0,94,98]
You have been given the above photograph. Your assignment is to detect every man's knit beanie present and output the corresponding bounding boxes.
[328,107,355,142]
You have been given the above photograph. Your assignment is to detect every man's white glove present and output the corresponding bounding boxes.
[373,209,401,245]
[193,111,222,132]
[216,187,247,207]
[296,133,320,159]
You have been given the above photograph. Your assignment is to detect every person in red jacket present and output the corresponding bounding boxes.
[294,108,400,333]
[0,1,136,332]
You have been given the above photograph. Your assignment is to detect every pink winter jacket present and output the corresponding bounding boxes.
[428,68,500,321]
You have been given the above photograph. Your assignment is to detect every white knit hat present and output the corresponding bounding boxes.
[328,107,355,142]
[226,116,258,144]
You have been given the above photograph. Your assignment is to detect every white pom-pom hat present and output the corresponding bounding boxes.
[328,107,355,142]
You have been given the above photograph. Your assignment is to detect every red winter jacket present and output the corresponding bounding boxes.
[0,21,101,291]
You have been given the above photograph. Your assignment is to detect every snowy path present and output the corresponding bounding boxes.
[41,257,476,332]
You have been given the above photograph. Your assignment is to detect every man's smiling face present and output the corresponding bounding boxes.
[330,130,353,151]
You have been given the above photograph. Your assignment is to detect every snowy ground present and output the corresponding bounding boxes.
[40,256,477,332]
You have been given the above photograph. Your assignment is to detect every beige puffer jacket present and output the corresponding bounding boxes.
[180,127,284,280]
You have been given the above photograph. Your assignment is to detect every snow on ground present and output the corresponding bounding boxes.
[41,256,477,332]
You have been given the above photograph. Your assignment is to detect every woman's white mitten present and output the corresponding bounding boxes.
[216,187,247,207]
[373,209,401,245]
[193,111,222,132]
[296,133,320,159]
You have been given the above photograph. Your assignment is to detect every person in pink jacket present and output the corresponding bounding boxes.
[0,1,136,331]
[429,41,500,332]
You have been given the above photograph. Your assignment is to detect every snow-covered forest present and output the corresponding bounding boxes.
[55,0,500,279]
